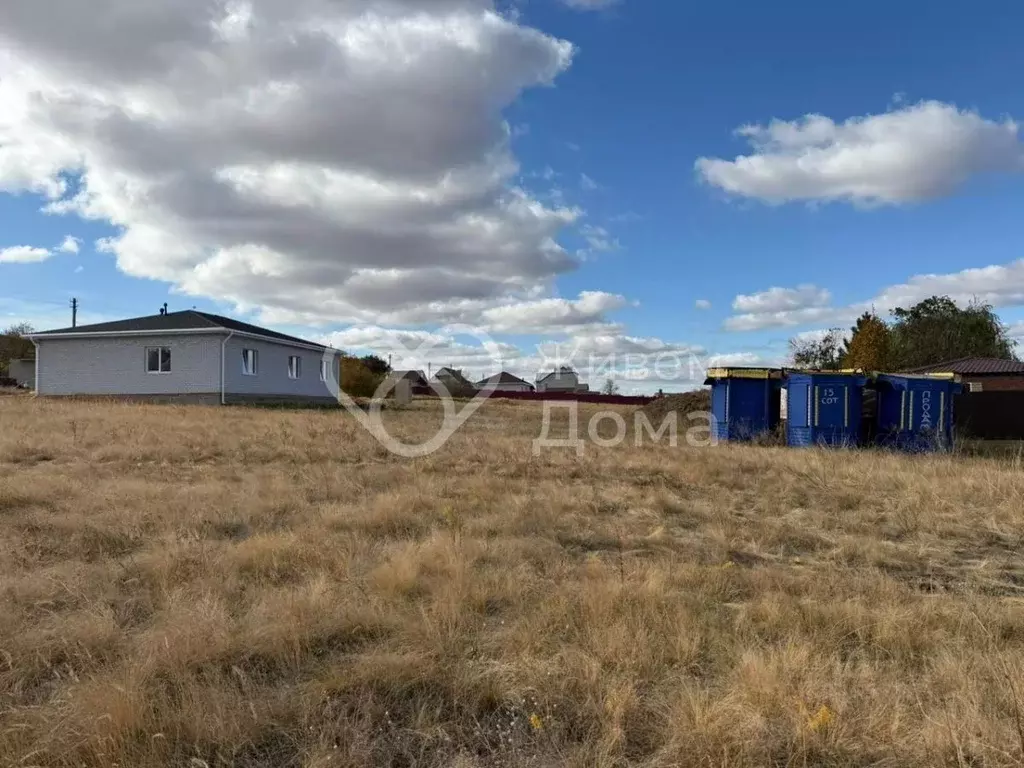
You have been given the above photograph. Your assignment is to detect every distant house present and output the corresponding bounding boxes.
[476,371,534,393]
[26,310,341,405]
[434,367,476,395]
[903,357,1024,392]
[385,370,430,395]
[536,366,589,393]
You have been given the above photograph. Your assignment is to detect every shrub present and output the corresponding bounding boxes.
[340,356,384,398]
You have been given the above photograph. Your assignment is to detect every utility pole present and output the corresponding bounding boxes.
[70,297,78,328]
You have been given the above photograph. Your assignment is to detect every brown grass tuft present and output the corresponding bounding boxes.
[2,397,1024,766]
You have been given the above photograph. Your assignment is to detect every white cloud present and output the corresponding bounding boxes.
[1008,322,1024,345]
[0,245,51,263]
[322,325,522,378]
[707,351,782,368]
[732,284,831,314]
[694,299,712,310]
[580,173,599,190]
[0,0,582,327]
[725,259,1024,332]
[697,101,1024,205]
[0,297,108,328]
[579,224,619,254]
[478,290,627,334]
[874,260,1024,310]
[57,235,81,254]
[725,283,854,331]
[323,322,714,392]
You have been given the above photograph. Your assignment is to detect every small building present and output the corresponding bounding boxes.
[476,372,534,393]
[27,310,341,405]
[385,370,430,395]
[902,357,1024,392]
[785,371,868,448]
[704,367,783,441]
[7,359,35,390]
[434,367,477,396]
[536,366,589,393]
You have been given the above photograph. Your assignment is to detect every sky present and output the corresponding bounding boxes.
[2,0,1024,392]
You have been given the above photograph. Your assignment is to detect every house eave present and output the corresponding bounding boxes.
[28,328,337,354]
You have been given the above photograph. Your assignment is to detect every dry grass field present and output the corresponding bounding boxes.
[3,396,1024,767]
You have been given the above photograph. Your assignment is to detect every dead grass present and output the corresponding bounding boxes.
[2,397,1024,766]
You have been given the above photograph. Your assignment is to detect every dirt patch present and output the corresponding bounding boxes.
[637,389,711,424]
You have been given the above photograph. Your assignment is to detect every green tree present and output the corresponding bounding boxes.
[789,328,844,370]
[359,354,391,377]
[0,323,35,373]
[841,311,891,370]
[340,355,384,398]
[887,296,1016,369]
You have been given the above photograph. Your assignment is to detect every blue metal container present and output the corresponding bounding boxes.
[785,372,868,447]
[874,374,961,452]
[704,368,783,441]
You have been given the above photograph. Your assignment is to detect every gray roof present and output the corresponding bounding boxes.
[477,371,532,387]
[388,370,428,384]
[537,367,578,383]
[33,310,326,349]
[903,357,1024,375]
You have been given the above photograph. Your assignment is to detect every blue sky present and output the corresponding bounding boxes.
[2,0,1024,391]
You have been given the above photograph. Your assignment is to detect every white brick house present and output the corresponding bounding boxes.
[27,310,342,405]
[535,367,589,393]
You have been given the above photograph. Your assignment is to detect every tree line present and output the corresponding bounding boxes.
[789,296,1018,371]
[0,323,35,375]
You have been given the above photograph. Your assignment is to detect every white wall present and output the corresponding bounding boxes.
[36,334,221,396]
[536,372,580,392]
[492,382,532,392]
[223,336,337,399]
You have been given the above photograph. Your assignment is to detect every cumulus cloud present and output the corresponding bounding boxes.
[725,259,1024,332]
[57,235,81,254]
[321,321,719,393]
[0,0,583,327]
[1008,322,1024,345]
[697,101,1024,205]
[478,290,627,334]
[323,325,523,377]
[694,299,712,310]
[579,224,619,254]
[0,245,51,263]
[732,285,831,314]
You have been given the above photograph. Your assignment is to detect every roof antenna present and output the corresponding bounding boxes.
[160,302,168,316]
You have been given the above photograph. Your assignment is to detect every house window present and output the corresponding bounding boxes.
[969,381,983,393]
[145,346,171,374]
[242,348,258,376]
[320,359,329,382]
[288,355,302,380]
